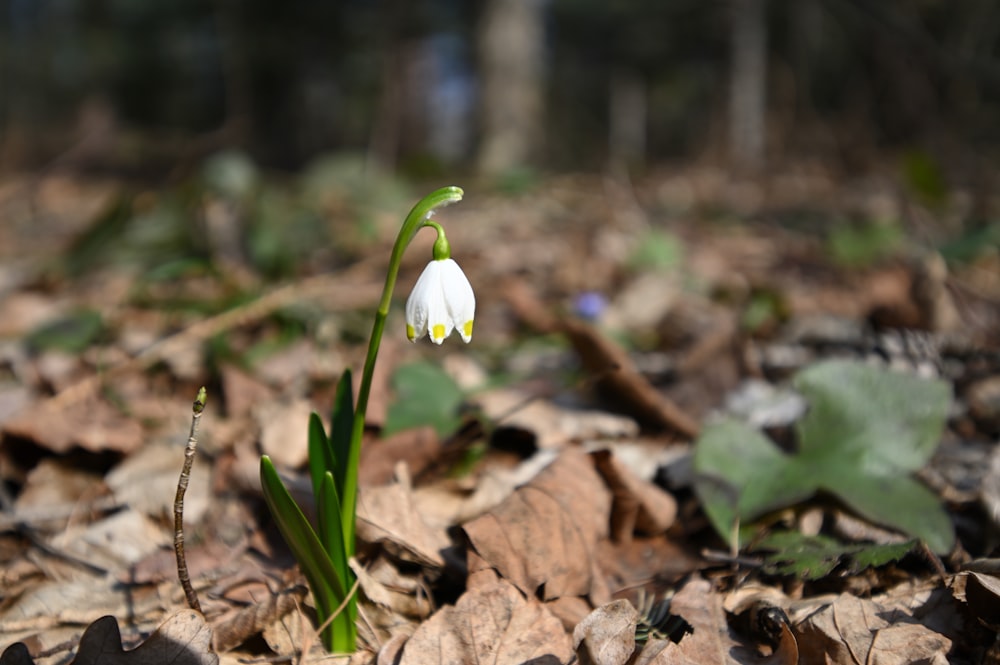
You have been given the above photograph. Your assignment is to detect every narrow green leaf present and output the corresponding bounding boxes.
[330,368,355,500]
[318,472,350,590]
[308,412,335,504]
[260,456,354,651]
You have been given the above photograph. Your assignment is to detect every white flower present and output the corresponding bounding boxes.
[405,258,475,344]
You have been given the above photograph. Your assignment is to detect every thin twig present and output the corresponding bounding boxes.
[175,387,207,613]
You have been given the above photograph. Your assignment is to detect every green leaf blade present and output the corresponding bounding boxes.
[318,472,351,593]
[330,369,355,500]
[794,360,951,474]
[308,412,335,504]
[260,456,355,651]
[693,419,817,547]
[828,473,955,554]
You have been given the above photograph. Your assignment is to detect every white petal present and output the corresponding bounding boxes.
[405,261,440,342]
[439,259,475,343]
[405,258,475,344]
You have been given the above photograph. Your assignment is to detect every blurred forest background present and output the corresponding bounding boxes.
[4,0,1000,188]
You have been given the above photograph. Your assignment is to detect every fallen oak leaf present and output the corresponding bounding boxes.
[395,579,573,665]
[796,592,952,665]
[572,599,638,665]
[637,576,752,665]
[591,449,677,543]
[52,611,218,665]
[211,585,308,652]
[0,644,32,665]
[462,448,610,602]
[356,463,449,570]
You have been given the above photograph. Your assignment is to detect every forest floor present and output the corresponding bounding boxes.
[1,159,1000,664]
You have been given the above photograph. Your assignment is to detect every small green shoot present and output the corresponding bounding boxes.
[694,359,954,554]
[827,220,903,268]
[26,309,104,353]
[749,531,918,581]
[628,228,684,272]
[383,361,465,437]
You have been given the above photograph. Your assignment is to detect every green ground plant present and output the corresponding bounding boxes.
[694,359,954,555]
[259,186,472,653]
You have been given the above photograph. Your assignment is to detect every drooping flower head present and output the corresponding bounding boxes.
[405,222,475,344]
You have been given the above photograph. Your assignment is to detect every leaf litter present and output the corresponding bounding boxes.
[2,170,1000,664]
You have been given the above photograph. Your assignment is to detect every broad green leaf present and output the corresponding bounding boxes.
[259,456,355,652]
[383,361,465,437]
[827,472,955,554]
[794,360,951,474]
[694,419,816,544]
[751,531,919,580]
[694,360,954,554]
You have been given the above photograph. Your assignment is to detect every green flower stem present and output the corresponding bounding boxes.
[340,186,463,550]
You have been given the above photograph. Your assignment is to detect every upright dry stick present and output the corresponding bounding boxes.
[175,387,207,614]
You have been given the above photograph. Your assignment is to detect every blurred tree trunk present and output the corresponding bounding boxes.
[728,0,767,172]
[609,68,646,173]
[475,0,545,175]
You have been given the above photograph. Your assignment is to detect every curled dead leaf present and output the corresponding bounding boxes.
[462,449,610,601]
[2,611,219,665]
[356,464,449,569]
[796,593,952,665]
[396,579,572,665]
[572,599,638,665]
[591,449,677,543]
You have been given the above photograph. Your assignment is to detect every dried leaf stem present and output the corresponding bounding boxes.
[175,386,207,613]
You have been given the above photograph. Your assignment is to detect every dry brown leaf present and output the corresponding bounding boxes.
[396,579,573,665]
[3,397,142,455]
[70,611,216,665]
[212,585,307,652]
[473,388,638,450]
[596,536,699,594]
[356,464,449,569]
[867,623,950,665]
[12,459,107,520]
[412,448,560,529]
[642,576,744,665]
[572,599,638,665]
[590,449,677,542]
[50,507,169,572]
[218,364,274,419]
[106,443,210,524]
[255,398,312,468]
[958,570,1000,631]
[462,448,610,602]
[359,426,440,487]
[796,592,952,665]
[1,611,218,665]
